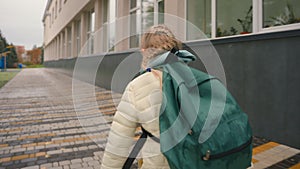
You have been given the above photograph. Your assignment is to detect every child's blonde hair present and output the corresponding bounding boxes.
[140,25,182,68]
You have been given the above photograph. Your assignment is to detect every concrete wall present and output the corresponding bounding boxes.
[44,30,300,149]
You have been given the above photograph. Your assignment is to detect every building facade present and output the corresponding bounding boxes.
[43,0,300,148]
[42,0,300,61]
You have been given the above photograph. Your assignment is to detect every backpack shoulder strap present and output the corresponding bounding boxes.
[122,128,148,169]
[122,127,159,169]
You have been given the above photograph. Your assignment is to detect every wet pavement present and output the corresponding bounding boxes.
[0,68,299,169]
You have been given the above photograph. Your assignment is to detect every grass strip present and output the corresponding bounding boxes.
[0,71,20,88]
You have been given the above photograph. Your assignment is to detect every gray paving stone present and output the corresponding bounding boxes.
[35,145,45,150]
[87,160,100,166]
[26,147,35,151]
[82,157,94,162]
[59,160,71,166]
[60,142,70,146]
[26,161,36,166]
[69,163,82,169]
[1,161,14,166]
[21,158,37,163]
[21,166,39,169]
[78,146,89,151]
[37,159,48,165]
[62,148,73,153]
[70,159,82,164]
[47,149,63,155]
[47,144,60,149]
[53,162,59,167]
[48,167,63,169]
[82,162,89,167]
[63,165,70,169]
[40,163,53,168]
[88,145,98,150]
[11,148,26,153]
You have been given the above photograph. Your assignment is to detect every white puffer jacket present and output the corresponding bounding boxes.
[101,70,170,169]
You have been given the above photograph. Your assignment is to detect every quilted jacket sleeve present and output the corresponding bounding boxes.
[101,83,139,169]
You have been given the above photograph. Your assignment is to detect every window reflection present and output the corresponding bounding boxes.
[130,0,165,48]
[217,0,252,37]
[263,0,300,28]
[186,0,211,40]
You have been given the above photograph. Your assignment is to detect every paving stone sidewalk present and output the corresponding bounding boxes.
[0,68,121,169]
[0,68,299,169]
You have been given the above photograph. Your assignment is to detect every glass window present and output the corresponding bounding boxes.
[101,0,116,52]
[76,20,81,55]
[217,0,252,37]
[59,0,62,12]
[263,0,300,28]
[55,1,58,18]
[158,0,164,24]
[141,0,154,33]
[67,27,72,57]
[49,17,51,28]
[57,36,60,59]
[87,10,95,54]
[52,8,54,23]
[103,0,108,23]
[102,0,109,51]
[130,0,140,48]
[61,32,65,58]
[186,0,211,40]
[130,10,139,48]
[109,0,116,51]
[129,0,165,48]
[131,0,137,9]
[90,11,95,33]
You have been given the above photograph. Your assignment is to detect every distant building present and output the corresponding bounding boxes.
[25,48,43,65]
[15,45,25,63]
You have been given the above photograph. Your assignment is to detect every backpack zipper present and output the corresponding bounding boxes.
[202,138,252,161]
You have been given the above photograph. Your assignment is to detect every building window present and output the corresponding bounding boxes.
[57,36,60,59]
[49,12,52,28]
[52,8,54,24]
[141,0,165,32]
[102,0,109,51]
[216,0,252,37]
[59,0,62,12]
[130,10,139,48]
[184,0,300,40]
[103,0,108,24]
[76,20,81,55]
[186,0,211,40]
[263,0,300,28]
[131,0,137,9]
[101,0,116,52]
[62,32,65,57]
[67,27,72,58]
[156,0,164,24]
[55,1,58,19]
[130,0,141,48]
[129,0,164,48]
[141,0,154,32]
[87,10,95,54]
[109,0,116,51]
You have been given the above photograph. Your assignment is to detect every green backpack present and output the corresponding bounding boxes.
[159,61,252,169]
[123,51,252,169]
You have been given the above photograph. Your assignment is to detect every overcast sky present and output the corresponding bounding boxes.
[0,0,47,50]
